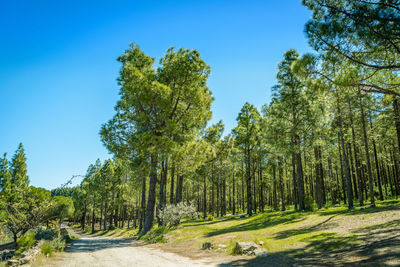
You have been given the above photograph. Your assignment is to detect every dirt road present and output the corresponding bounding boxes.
[36,235,226,267]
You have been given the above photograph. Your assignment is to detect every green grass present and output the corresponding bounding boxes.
[162,198,400,256]
[84,227,139,239]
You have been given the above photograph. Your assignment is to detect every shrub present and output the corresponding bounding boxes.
[232,245,243,255]
[304,195,317,211]
[140,226,169,243]
[207,215,214,221]
[159,202,199,226]
[50,237,66,252]
[40,241,54,256]
[35,227,58,241]
[16,232,36,255]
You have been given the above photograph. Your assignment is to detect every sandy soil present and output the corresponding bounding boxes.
[33,235,229,267]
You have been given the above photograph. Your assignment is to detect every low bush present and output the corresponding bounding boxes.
[40,241,54,257]
[207,215,214,221]
[16,232,36,255]
[140,226,168,243]
[35,227,58,241]
[231,244,243,255]
[50,237,66,252]
[159,202,199,226]
[40,237,66,257]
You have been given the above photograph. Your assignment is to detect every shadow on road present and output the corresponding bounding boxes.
[65,235,145,253]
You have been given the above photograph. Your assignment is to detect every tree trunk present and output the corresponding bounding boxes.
[211,162,215,215]
[103,201,107,230]
[278,158,285,211]
[246,146,253,216]
[232,167,236,215]
[371,123,383,201]
[158,158,166,226]
[348,102,363,204]
[203,167,207,219]
[139,174,147,233]
[91,201,95,233]
[393,98,400,158]
[170,162,175,204]
[272,163,278,211]
[292,153,298,210]
[295,135,305,211]
[175,169,183,204]
[358,89,375,207]
[338,104,353,209]
[143,154,158,234]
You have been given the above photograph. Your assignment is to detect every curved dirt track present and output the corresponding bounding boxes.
[36,235,222,267]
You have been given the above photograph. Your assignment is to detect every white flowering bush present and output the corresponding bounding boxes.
[159,202,199,226]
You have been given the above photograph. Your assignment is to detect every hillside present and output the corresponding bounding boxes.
[147,200,400,266]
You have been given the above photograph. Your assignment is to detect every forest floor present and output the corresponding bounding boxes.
[35,199,400,266]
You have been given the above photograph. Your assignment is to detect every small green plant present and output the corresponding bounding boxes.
[207,215,214,221]
[16,232,36,255]
[231,244,243,255]
[40,241,54,256]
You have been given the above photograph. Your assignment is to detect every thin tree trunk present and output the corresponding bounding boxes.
[337,103,353,208]
[139,174,146,233]
[278,158,285,211]
[358,89,375,207]
[143,154,158,234]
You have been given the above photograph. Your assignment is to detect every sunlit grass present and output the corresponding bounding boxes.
[164,198,400,256]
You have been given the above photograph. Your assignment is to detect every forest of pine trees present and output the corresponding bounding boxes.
[57,0,400,235]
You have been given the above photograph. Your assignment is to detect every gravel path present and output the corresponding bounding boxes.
[37,235,222,267]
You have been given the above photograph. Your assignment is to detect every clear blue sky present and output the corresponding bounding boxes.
[0,0,313,190]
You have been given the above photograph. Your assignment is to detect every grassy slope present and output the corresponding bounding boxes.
[166,199,400,265]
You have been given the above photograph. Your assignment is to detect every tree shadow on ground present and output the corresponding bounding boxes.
[64,235,144,253]
[205,211,307,237]
[183,216,242,227]
[274,215,337,239]
[318,200,400,217]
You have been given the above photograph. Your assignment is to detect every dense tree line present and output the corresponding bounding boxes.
[61,0,400,235]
